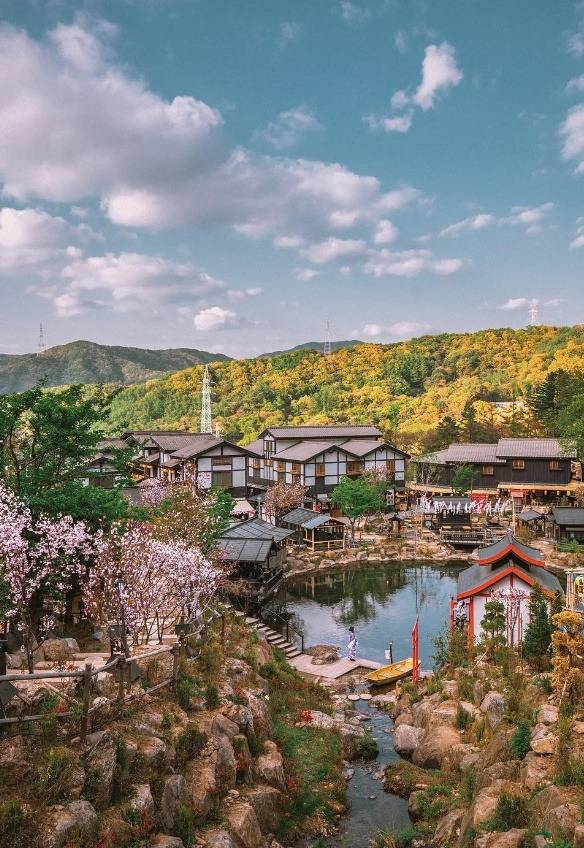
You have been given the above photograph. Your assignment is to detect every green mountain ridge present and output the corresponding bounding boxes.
[0,340,231,394]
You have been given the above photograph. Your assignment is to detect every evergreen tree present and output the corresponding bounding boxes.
[452,463,476,496]
[481,599,506,660]
[523,585,552,670]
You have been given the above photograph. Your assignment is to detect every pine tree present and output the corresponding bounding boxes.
[481,599,506,660]
[523,585,552,670]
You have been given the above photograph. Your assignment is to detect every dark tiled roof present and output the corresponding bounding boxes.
[551,507,584,526]
[339,438,406,458]
[242,439,264,456]
[477,533,543,564]
[281,507,324,526]
[496,438,576,459]
[140,452,160,465]
[443,444,503,464]
[264,425,383,439]
[457,562,562,596]
[96,437,128,450]
[216,538,274,562]
[124,431,210,452]
[272,441,336,462]
[413,449,449,466]
[519,509,544,522]
[171,437,223,459]
[220,518,293,542]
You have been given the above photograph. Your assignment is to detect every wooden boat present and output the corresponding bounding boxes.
[365,656,417,687]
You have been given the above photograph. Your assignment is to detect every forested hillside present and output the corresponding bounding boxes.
[108,325,584,452]
[0,341,230,393]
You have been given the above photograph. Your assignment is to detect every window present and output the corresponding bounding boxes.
[252,458,261,470]
[291,463,301,475]
[315,462,326,477]
[482,465,494,476]
[386,459,396,474]
[292,473,301,484]
[213,457,231,466]
[277,471,286,483]
[549,460,561,471]
[347,461,365,475]
[264,439,274,457]
[212,470,232,488]
[512,459,525,470]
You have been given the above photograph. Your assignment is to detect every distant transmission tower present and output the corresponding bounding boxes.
[38,322,46,355]
[200,365,213,434]
[323,320,332,356]
[528,300,539,326]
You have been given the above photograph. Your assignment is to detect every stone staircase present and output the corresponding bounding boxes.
[230,609,303,660]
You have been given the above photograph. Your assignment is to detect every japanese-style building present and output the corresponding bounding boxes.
[281,507,347,551]
[413,438,578,505]
[244,424,408,504]
[455,533,563,646]
[548,507,584,544]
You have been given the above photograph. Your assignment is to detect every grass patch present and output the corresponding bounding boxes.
[39,746,77,803]
[175,723,205,771]
[455,703,472,731]
[510,719,532,760]
[483,793,529,831]
[0,801,39,848]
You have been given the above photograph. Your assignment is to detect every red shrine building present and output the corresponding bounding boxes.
[455,533,563,646]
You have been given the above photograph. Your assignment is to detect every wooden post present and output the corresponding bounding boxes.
[221,614,225,648]
[117,657,125,704]
[172,645,179,694]
[81,662,92,744]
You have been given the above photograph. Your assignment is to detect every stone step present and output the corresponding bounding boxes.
[285,649,302,658]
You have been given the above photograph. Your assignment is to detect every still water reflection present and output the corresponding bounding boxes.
[284,562,466,666]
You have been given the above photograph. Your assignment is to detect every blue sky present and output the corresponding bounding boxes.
[0,0,583,357]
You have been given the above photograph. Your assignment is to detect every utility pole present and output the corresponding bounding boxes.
[38,322,46,355]
[200,365,213,434]
[528,300,539,326]
[323,319,332,356]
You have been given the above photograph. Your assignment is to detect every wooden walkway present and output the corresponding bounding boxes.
[288,654,382,679]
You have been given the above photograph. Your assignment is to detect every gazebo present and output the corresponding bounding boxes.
[281,508,347,551]
[455,532,563,646]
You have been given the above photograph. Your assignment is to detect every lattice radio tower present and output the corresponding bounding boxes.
[200,364,213,434]
[528,300,539,326]
[323,319,332,356]
[38,322,46,355]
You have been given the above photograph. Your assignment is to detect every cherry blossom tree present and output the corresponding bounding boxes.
[83,522,224,651]
[264,481,307,523]
[0,480,92,671]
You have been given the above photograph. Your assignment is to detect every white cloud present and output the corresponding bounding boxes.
[366,41,462,133]
[373,219,399,244]
[301,237,367,264]
[360,320,429,338]
[293,268,320,281]
[500,202,554,234]
[364,248,464,277]
[567,74,584,93]
[193,306,239,332]
[560,104,584,173]
[0,21,421,243]
[395,31,407,53]
[273,235,305,248]
[56,252,223,315]
[339,1,371,24]
[413,42,463,110]
[256,106,321,151]
[226,287,263,302]
[339,265,351,276]
[499,297,529,311]
[570,218,584,250]
[0,206,80,270]
[438,213,494,237]
[278,21,303,48]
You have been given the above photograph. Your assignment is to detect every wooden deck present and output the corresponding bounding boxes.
[288,654,382,679]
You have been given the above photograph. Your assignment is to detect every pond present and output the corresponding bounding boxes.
[283,561,466,668]
[277,562,466,848]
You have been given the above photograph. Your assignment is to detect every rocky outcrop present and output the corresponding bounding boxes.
[160,774,186,832]
[254,741,285,791]
[223,800,263,848]
[241,784,283,833]
[480,691,505,729]
[394,724,424,756]
[475,829,527,848]
[83,730,117,811]
[431,809,464,847]
[412,725,461,769]
[44,801,98,848]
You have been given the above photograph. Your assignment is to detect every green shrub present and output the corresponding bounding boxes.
[455,703,472,731]
[393,823,427,848]
[204,683,220,709]
[161,712,174,730]
[510,719,532,760]
[228,693,248,706]
[175,723,204,770]
[0,801,39,848]
[176,676,202,711]
[246,729,263,758]
[40,747,76,801]
[484,793,529,830]
[534,675,553,695]
[458,674,474,702]
[460,768,475,802]
[174,804,195,847]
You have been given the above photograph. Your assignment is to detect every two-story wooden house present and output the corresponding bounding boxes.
[243,425,408,502]
[413,438,578,505]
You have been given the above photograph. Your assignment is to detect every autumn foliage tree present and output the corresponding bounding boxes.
[551,610,584,707]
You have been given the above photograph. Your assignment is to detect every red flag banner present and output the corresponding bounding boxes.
[411,615,419,684]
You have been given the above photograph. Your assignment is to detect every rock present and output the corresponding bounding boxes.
[475,726,513,770]
[160,774,185,832]
[370,692,398,712]
[411,696,441,729]
[138,735,170,768]
[128,783,154,816]
[383,761,431,797]
[538,705,559,726]
[431,809,464,847]
[469,780,521,829]
[473,679,487,705]
[254,741,285,791]
[520,752,554,790]
[0,735,32,786]
[222,702,255,734]
[480,691,505,729]
[474,762,519,794]
[134,711,164,736]
[445,743,480,772]
[305,644,340,664]
[213,714,241,740]
[241,784,283,833]
[408,790,424,819]
[44,801,98,848]
[84,730,117,810]
[184,757,217,818]
[150,837,185,848]
[475,829,527,848]
[63,637,80,653]
[339,721,377,760]
[6,651,24,669]
[412,725,461,769]
[394,711,414,727]
[245,691,272,737]
[43,638,75,663]
[199,828,237,848]
[223,801,263,848]
[442,680,458,698]
[530,732,557,755]
[429,699,459,728]
[574,824,584,848]
[544,803,580,841]
[394,724,424,757]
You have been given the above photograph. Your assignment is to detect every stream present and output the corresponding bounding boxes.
[274,562,466,847]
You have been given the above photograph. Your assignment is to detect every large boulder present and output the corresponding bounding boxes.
[383,761,431,797]
[574,824,584,848]
[44,801,98,848]
[431,809,464,847]
[538,705,559,726]
[530,724,557,755]
[43,638,76,663]
[199,828,237,848]
[532,784,581,840]
[160,774,186,832]
[83,730,117,811]
[544,804,580,841]
[393,724,424,757]
[150,838,184,848]
[519,752,554,790]
[475,726,513,770]
[412,725,461,769]
[241,784,283,833]
[474,762,519,794]
[475,829,527,848]
[254,741,285,791]
[183,756,218,818]
[480,692,505,729]
[394,711,413,727]
[444,743,480,773]
[223,801,263,848]
[127,783,154,816]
